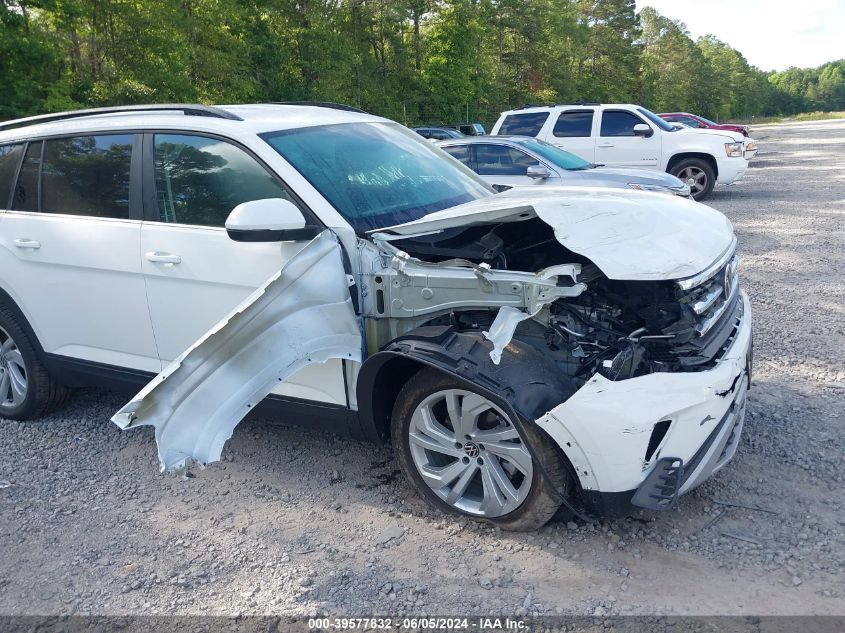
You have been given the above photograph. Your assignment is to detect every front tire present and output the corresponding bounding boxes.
[670,158,716,201]
[391,368,571,531]
[0,305,69,420]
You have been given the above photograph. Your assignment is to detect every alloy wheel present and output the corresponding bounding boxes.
[678,166,708,196]
[407,388,533,517]
[0,325,27,411]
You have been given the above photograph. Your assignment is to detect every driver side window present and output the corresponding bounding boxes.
[474,144,538,176]
[600,111,645,137]
[153,134,294,227]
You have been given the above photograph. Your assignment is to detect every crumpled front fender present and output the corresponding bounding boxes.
[112,231,362,473]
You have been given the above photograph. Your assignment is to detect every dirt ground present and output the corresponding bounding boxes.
[1,120,843,618]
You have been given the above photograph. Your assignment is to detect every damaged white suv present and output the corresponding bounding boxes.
[0,104,752,530]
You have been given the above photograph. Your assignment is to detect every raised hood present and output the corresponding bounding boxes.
[375,187,734,281]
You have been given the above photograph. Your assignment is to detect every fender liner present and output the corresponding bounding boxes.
[357,325,578,441]
[357,325,594,520]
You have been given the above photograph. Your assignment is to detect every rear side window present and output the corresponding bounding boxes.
[600,111,645,137]
[0,144,24,209]
[41,135,133,218]
[154,134,291,227]
[441,144,472,167]
[497,112,550,137]
[474,144,538,176]
[13,141,41,212]
[553,110,594,137]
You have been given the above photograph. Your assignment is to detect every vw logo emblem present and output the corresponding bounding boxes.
[463,442,480,458]
[724,259,737,298]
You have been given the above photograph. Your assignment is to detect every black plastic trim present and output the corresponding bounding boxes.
[41,353,363,438]
[0,104,242,132]
[268,101,367,114]
[226,226,322,243]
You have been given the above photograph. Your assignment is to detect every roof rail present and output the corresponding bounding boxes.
[573,100,601,106]
[0,104,242,133]
[269,101,367,114]
[514,103,553,110]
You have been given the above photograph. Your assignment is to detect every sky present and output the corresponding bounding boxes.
[635,0,845,71]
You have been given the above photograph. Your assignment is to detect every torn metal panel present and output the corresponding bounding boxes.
[374,187,734,282]
[363,237,586,320]
[112,231,361,473]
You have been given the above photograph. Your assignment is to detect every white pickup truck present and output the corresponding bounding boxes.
[492,104,757,200]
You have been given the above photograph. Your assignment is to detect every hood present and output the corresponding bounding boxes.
[586,166,687,189]
[675,126,745,142]
[375,187,734,281]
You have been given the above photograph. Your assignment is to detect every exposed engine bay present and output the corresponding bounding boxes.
[372,217,742,387]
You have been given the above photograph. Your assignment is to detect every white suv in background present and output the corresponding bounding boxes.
[492,104,758,200]
[0,104,751,530]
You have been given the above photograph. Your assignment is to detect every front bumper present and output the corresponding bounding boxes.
[536,290,752,515]
[716,157,748,185]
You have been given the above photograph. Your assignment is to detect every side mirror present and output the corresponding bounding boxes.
[225,198,320,242]
[526,164,551,180]
[633,123,653,138]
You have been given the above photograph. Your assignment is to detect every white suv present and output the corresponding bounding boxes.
[0,104,752,530]
[492,104,758,200]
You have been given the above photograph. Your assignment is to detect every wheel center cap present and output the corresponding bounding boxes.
[463,441,480,458]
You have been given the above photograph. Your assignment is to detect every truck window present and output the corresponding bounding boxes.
[600,111,645,137]
[553,110,594,137]
[497,112,550,137]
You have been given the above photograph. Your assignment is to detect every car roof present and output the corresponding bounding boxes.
[659,112,696,117]
[499,104,637,115]
[0,103,388,144]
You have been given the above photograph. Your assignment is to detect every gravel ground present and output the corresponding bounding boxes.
[1,120,843,618]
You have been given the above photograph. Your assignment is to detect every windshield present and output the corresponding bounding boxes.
[515,138,592,170]
[699,115,718,126]
[262,123,492,232]
[637,107,676,132]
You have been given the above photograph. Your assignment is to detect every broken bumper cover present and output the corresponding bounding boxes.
[536,290,752,515]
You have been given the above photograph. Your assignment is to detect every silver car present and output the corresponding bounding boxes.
[437,136,691,197]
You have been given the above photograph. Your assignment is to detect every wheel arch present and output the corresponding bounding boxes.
[356,325,580,444]
[0,284,47,358]
[666,152,719,179]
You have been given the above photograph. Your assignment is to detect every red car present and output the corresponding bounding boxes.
[659,112,750,137]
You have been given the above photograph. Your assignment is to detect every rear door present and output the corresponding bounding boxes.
[549,109,596,162]
[139,131,348,406]
[0,134,160,372]
[595,109,662,168]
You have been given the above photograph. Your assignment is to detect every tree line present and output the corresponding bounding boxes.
[1,0,843,126]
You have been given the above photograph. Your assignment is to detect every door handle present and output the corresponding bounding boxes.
[13,238,41,250]
[145,251,182,265]
[598,142,614,148]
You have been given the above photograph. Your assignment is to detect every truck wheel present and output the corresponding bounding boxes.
[391,368,571,531]
[0,306,70,420]
[670,158,715,200]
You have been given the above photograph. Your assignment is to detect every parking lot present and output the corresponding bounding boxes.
[0,119,843,617]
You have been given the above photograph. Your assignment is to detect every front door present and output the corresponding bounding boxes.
[472,143,555,188]
[594,110,662,168]
[139,132,348,405]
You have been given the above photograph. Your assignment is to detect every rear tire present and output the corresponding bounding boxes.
[0,305,70,420]
[391,368,572,531]
[670,158,716,201]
